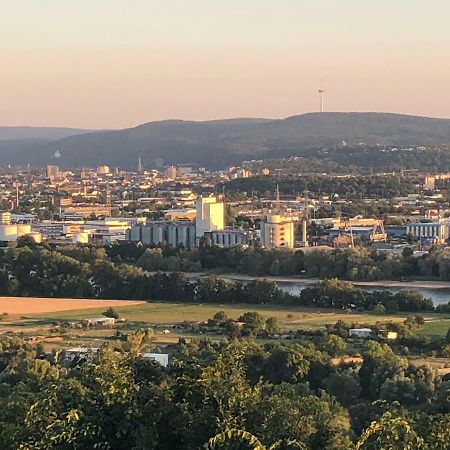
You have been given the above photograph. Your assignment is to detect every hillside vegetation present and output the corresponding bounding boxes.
[3,112,450,168]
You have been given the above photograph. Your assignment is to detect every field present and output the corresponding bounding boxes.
[0,300,449,351]
[25,302,411,328]
[25,302,449,333]
[0,296,144,315]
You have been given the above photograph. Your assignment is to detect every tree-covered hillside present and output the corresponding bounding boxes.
[3,113,450,168]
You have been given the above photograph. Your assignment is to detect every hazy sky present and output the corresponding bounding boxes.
[1,0,450,129]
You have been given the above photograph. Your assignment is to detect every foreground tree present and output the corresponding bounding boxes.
[356,412,424,450]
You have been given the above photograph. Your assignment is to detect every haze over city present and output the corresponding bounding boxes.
[2,0,450,128]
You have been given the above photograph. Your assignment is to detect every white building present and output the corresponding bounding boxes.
[195,195,225,243]
[261,214,295,249]
[85,317,115,327]
[349,328,372,338]
[0,213,41,243]
[141,352,169,367]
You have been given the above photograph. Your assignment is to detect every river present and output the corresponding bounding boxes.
[203,274,450,307]
[275,282,450,307]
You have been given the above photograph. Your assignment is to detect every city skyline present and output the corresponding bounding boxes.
[1,0,450,128]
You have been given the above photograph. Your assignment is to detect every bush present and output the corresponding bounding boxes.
[372,303,386,315]
[103,307,120,319]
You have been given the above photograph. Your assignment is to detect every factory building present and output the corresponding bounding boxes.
[127,221,247,249]
[209,229,249,247]
[195,195,225,243]
[127,221,196,248]
[406,222,450,243]
[260,214,295,249]
[0,211,41,242]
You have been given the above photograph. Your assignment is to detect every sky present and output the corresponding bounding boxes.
[1,0,450,129]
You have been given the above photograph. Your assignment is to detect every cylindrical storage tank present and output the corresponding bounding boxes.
[0,224,18,241]
[16,224,31,237]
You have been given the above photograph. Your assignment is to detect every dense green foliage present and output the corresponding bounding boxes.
[0,245,442,313]
[111,242,450,282]
[0,336,449,449]
[222,174,416,199]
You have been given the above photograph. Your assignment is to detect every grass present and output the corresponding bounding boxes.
[416,318,450,338]
[23,301,450,335]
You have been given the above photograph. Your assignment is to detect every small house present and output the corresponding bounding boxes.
[349,328,372,338]
[86,317,115,327]
[141,353,169,367]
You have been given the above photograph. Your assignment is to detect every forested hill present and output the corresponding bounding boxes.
[3,112,450,168]
[0,126,96,141]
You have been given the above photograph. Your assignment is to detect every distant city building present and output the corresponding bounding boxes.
[261,214,295,249]
[97,165,110,175]
[0,211,11,224]
[406,222,450,243]
[195,195,225,243]
[177,166,192,176]
[165,166,177,180]
[127,220,196,248]
[0,218,41,243]
[164,208,196,221]
[209,229,249,247]
[54,197,73,208]
[62,204,112,218]
[47,165,60,180]
[229,167,252,180]
[423,176,436,190]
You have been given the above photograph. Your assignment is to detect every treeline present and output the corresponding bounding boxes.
[0,336,449,449]
[15,236,450,282]
[107,241,450,281]
[240,145,450,173]
[222,174,416,199]
[0,244,442,313]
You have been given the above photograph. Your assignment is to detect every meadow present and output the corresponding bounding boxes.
[25,301,450,336]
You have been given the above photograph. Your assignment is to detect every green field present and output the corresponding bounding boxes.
[416,317,450,338]
[24,301,450,336]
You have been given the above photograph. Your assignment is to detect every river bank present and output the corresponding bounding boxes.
[213,274,450,290]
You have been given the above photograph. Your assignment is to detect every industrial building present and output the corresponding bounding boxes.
[406,222,450,243]
[62,204,112,218]
[127,221,196,248]
[195,195,225,243]
[126,196,248,249]
[209,229,249,247]
[0,211,41,243]
[260,214,295,249]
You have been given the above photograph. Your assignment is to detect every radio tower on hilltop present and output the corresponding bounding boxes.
[318,89,325,113]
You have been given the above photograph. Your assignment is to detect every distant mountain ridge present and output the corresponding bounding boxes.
[0,126,98,141]
[2,112,450,168]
